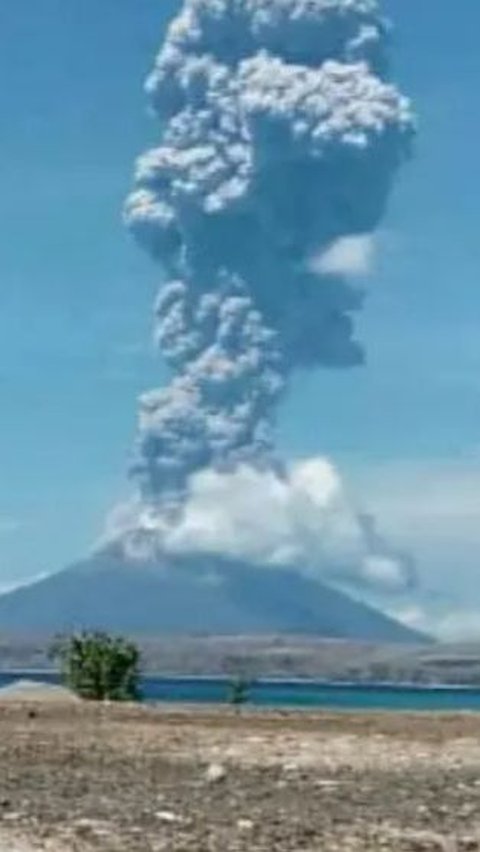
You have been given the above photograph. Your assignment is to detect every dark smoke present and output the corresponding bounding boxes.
[118,0,415,593]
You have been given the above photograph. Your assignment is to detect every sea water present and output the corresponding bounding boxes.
[2,672,480,711]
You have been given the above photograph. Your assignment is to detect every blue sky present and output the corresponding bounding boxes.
[1,1,480,634]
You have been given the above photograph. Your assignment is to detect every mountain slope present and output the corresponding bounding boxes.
[0,546,428,643]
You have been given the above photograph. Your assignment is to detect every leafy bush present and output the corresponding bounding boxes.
[50,631,141,702]
[227,675,251,708]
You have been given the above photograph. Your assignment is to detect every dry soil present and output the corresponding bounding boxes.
[1,701,480,850]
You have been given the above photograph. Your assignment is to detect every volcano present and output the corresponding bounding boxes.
[0,545,427,643]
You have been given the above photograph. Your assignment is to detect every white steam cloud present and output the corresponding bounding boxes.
[108,458,414,594]
[115,0,416,595]
[310,234,376,277]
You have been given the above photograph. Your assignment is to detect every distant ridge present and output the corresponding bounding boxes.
[0,545,428,644]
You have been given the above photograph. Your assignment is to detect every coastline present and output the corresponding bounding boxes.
[3,671,480,718]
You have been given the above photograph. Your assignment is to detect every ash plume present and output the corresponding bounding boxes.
[120,0,415,592]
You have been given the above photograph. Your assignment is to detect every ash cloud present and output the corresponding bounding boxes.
[119,0,415,592]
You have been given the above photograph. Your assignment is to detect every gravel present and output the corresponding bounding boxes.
[2,703,480,850]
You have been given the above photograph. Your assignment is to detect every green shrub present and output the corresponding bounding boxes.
[227,675,250,708]
[50,631,141,702]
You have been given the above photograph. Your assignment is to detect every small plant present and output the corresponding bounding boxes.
[227,675,251,710]
[50,631,141,702]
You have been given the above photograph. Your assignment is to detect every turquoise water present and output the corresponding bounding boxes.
[3,672,480,711]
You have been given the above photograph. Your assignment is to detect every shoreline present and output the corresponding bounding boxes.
[2,668,480,692]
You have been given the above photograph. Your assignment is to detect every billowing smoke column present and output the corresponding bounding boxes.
[120,0,415,591]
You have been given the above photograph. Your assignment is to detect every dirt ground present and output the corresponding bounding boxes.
[2,702,480,851]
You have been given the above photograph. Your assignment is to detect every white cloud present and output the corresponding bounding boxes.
[362,555,409,589]
[346,456,480,638]
[309,234,376,278]
[388,604,480,643]
[106,454,480,636]
[388,604,428,632]
[348,457,480,585]
[109,458,412,594]
[166,459,356,570]
[434,611,480,642]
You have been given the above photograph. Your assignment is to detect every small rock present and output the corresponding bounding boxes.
[282,762,299,775]
[401,830,456,851]
[205,763,227,783]
[155,810,182,823]
[315,779,342,790]
[73,818,114,838]
[237,819,254,833]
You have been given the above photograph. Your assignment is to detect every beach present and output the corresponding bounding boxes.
[1,700,480,850]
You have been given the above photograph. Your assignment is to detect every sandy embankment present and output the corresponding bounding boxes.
[0,680,80,704]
